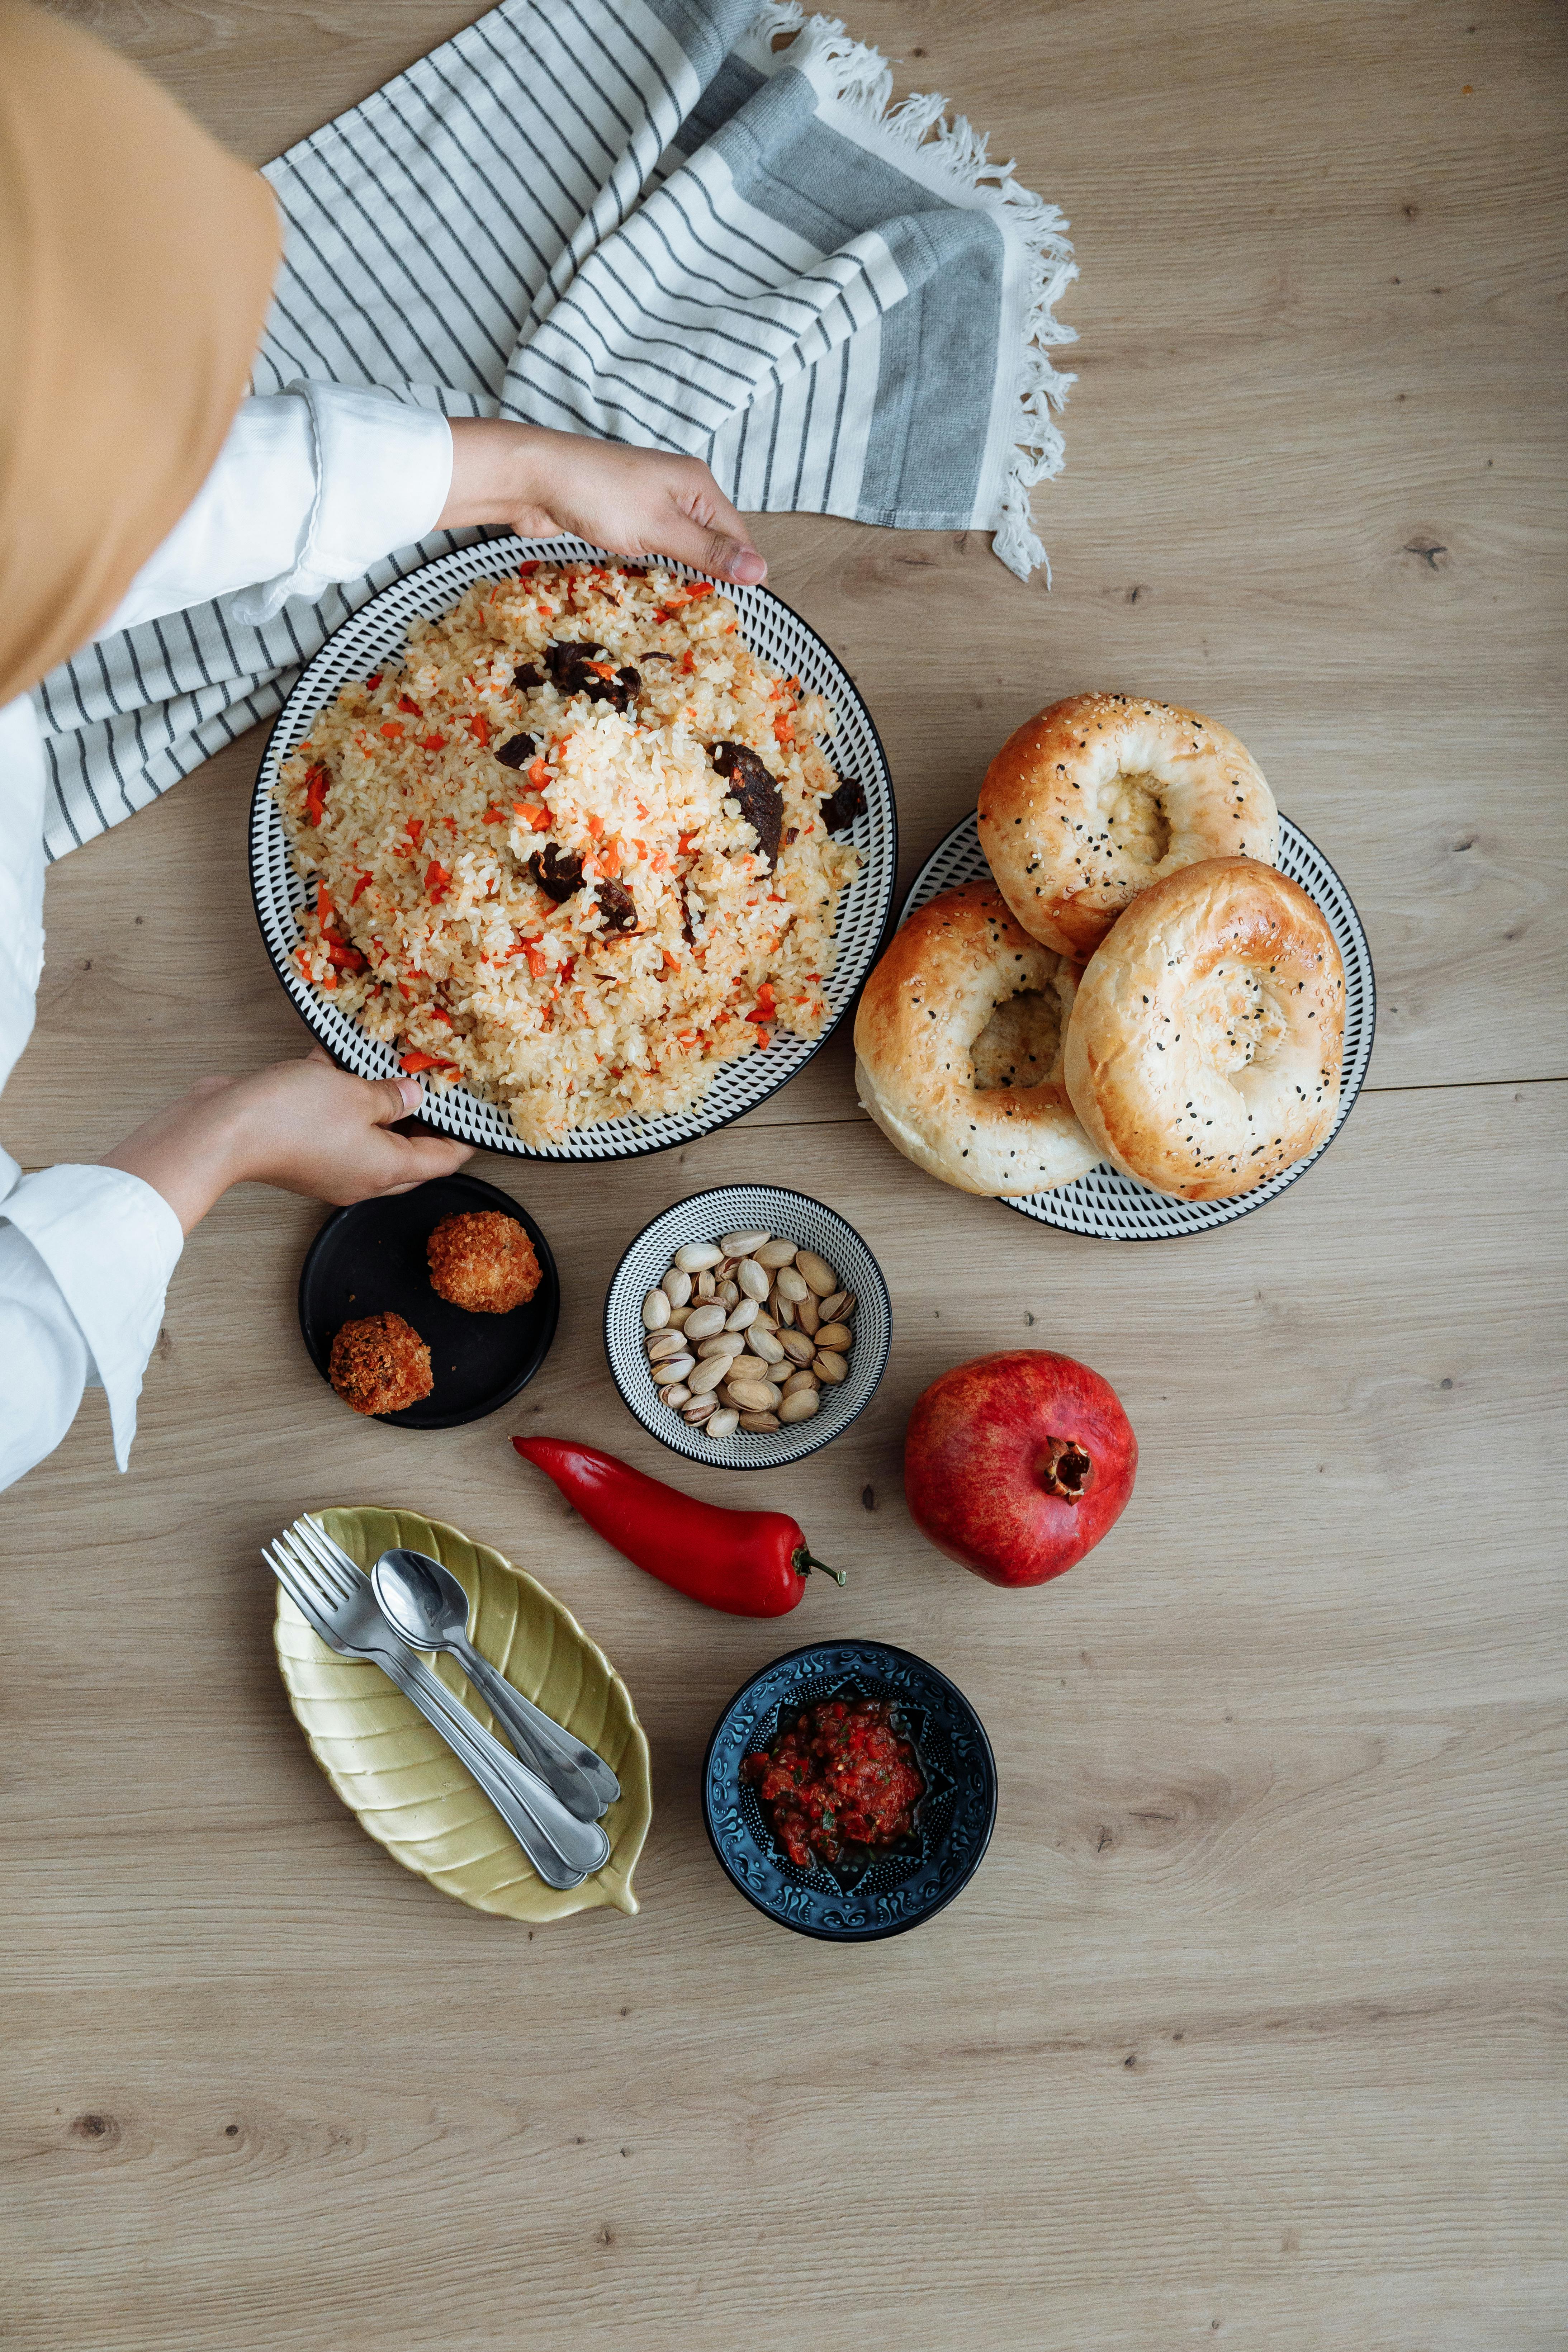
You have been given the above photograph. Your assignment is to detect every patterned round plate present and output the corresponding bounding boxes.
[273,1504,651,1921]
[702,1641,998,1941]
[900,811,1377,1238]
[604,1185,890,1471]
[250,534,897,1160]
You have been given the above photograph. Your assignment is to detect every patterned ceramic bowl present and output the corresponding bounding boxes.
[603,1185,890,1471]
[702,1641,999,1942]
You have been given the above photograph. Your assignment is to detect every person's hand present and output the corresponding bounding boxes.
[439,418,767,587]
[101,1047,473,1235]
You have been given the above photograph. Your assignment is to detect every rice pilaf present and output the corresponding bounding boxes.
[275,561,862,1146]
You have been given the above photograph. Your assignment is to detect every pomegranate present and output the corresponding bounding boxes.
[904,1350,1137,1589]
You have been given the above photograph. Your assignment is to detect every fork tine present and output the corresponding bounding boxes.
[290,1517,359,1598]
[288,1519,357,1600]
[303,1512,357,1559]
[274,1528,349,1613]
[299,1515,364,1579]
[263,1544,345,1652]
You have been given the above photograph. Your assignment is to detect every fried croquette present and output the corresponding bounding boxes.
[328,1311,434,1415]
[426,1210,542,1314]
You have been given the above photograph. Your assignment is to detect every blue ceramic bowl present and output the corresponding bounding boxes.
[702,1641,998,1941]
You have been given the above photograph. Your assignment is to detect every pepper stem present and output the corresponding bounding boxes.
[793,1547,847,1587]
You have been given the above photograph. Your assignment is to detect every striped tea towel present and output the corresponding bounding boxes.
[35,0,1075,860]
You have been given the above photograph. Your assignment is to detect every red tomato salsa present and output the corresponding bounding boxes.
[744,1697,924,1870]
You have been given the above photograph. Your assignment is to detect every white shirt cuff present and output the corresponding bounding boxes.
[231,383,453,625]
[107,387,454,639]
[1,1165,184,1471]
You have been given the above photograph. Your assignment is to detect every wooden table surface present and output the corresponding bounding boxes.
[5,5,1565,2347]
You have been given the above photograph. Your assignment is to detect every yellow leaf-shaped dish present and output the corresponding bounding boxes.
[273,1505,650,1920]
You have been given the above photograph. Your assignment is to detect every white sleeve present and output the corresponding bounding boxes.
[107,383,454,635]
[1,700,183,1491]
[0,1160,184,1489]
[0,388,450,1491]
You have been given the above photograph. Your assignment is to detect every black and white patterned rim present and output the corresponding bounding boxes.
[900,813,1377,1239]
[250,534,897,1160]
[603,1186,891,1471]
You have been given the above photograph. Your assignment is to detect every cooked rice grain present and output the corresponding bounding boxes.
[275,563,861,1145]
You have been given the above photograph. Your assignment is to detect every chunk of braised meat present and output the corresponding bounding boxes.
[544,640,605,692]
[819,772,866,834]
[513,661,542,691]
[710,740,783,869]
[528,843,584,901]
[493,730,537,771]
[544,640,640,711]
[589,664,641,712]
[595,877,639,934]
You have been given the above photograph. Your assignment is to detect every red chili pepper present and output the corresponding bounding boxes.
[424,858,453,902]
[350,870,374,905]
[422,732,447,753]
[397,693,422,715]
[511,1438,844,1618]
[400,1050,459,1075]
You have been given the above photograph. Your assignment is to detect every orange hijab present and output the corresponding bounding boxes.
[0,3,280,708]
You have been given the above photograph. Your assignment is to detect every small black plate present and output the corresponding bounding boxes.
[297,1173,560,1430]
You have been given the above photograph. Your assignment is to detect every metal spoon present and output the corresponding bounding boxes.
[370,1548,621,1822]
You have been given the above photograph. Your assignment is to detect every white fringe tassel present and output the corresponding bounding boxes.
[740,1,1076,583]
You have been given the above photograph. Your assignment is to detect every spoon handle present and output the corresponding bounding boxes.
[453,1637,622,1819]
[367,1644,591,1890]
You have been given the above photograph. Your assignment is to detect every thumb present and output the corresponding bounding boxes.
[700,530,767,588]
[369,1072,425,1126]
[662,483,767,586]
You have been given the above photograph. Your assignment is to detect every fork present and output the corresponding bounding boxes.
[283,1519,614,1879]
[265,1529,610,1889]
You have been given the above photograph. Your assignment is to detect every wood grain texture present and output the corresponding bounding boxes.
[5,4,1567,2348]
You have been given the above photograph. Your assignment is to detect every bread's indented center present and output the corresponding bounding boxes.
[972,987,1063,1092]
[1104,769,1172,874]
[1189,965,1289,1075]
